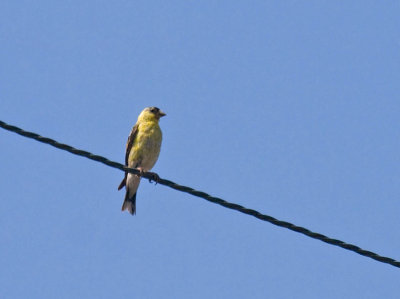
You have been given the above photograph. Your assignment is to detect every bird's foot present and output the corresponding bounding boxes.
[136,167,160,184]
[147,172,160,184]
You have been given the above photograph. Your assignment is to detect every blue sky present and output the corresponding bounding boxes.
[1,1,400,298]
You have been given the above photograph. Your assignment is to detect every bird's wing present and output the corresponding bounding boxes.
[125,123,139,166]
[118,123,139,190]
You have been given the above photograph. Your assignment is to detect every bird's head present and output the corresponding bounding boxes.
[138,107,166,122]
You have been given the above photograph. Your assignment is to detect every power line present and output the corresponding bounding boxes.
[1,119,399,269]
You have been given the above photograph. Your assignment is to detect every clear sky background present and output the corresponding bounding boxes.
[1,1,400,298]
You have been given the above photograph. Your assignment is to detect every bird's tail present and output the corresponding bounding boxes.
[120,173,140,215]
[122,192,137,215]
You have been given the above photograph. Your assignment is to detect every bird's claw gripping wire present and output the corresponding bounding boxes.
[137,167,160,184]
[146,172,160,184]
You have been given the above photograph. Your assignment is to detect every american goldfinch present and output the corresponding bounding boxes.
[118,107,166,215]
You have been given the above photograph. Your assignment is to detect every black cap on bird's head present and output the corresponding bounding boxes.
[138,106,166,122]
[147,107,166,119]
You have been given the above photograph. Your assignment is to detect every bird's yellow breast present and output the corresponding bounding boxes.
[128,120,162,171]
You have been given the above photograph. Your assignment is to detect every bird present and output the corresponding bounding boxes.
[118,107,166,215]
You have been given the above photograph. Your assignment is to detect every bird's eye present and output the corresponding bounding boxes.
[150,108,157,113]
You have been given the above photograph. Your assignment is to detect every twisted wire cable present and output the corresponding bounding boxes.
[1,120,399,269]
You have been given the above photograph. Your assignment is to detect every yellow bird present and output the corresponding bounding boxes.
[118,107,166,215]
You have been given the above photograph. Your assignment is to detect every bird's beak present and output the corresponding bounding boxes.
[158,110,166,117]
